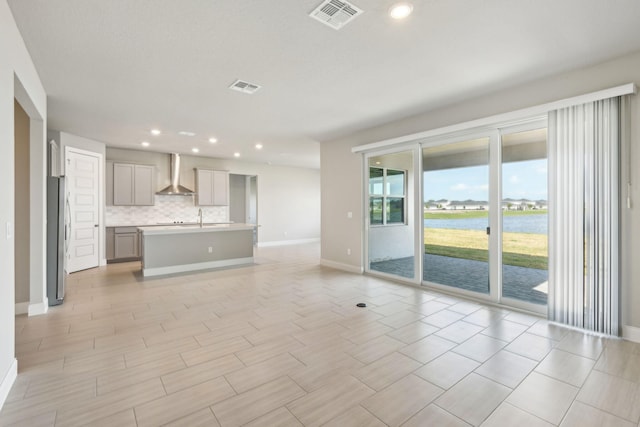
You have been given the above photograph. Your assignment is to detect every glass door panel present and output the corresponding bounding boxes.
[423,138,490,294]
[501,128,548,306]
[367,151,415,280]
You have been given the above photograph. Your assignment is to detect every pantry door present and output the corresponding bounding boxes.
[65,148,101,273]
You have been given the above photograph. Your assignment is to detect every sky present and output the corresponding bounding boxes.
[424,159,548,201]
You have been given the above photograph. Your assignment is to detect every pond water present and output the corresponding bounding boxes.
[424,214,547,234]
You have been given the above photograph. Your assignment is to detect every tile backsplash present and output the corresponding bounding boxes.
[106,195,229,225]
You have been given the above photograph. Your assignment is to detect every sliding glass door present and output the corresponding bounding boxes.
[423,138,491,295]
[363,121,548,312]
[501,128,548,307]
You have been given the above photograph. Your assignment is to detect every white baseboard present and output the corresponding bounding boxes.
[15,302,29,315]
[257,238,320,248]
[622,325,640,343]
[28,299,49,316]
[0,358,17,411]
[320,258,364,274]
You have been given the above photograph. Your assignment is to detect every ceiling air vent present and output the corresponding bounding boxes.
[229,79,261,94]
[309,0,363,30]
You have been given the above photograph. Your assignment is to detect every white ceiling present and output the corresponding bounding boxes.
[8,0,640,169]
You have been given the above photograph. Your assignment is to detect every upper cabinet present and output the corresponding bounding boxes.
[113,163,155,206]
[195,168,229,206]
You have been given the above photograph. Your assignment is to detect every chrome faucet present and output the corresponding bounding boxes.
[198,208,203,228]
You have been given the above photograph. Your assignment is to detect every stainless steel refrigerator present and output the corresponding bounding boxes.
[47,176,66,306]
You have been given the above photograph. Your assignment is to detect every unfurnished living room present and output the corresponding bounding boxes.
[2,1,640,426]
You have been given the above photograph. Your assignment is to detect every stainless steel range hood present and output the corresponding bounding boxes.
[156,153,195,195]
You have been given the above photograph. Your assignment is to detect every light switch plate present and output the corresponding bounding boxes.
[6,221,12,240]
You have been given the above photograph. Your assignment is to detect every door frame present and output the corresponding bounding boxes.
[228,173,258,244]
[64,146,105,271]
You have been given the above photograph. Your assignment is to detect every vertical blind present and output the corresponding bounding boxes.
[548,97,621,335]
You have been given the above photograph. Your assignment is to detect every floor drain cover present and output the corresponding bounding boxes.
[356,303,367,308]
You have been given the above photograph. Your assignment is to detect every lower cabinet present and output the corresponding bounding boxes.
[106,227,141,262]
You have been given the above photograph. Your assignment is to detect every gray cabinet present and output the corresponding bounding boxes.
[113,163,155,206]
[106,226,140,262]
[106,227,115,260]
[195,169,229,206]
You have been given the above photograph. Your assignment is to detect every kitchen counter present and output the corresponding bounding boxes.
[138,224,256,277]
[106,222,235,228]
[137,223,253,236]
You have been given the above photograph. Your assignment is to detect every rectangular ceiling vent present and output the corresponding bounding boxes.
[229,79,261,94]
[309,0,363,30]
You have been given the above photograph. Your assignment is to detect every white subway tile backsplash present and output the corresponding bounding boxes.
[106,195,228,225]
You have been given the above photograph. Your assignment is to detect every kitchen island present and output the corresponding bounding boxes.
[138,223,255,277]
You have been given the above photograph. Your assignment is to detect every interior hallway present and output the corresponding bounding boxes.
[2,243,639,426]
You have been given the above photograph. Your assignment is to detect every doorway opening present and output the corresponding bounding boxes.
[229,174,258,244]
[14,99,31,314]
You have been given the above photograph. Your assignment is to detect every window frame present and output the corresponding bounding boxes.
[368,166,407,226]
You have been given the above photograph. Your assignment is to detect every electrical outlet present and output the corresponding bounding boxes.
[347,248,351,255]
[208,246,213,253]
[284,231,288,237]
[347,211,353,219]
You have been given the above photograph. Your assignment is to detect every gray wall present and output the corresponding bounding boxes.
[321,50,640,334]
[48,130,106,176]
[0,0,48,407]
[106,147,320,245]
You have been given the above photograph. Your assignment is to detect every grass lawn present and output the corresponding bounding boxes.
[424,209,547,219]
[424,228,548,270]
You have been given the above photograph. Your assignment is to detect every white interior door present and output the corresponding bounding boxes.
[66,149,100,273]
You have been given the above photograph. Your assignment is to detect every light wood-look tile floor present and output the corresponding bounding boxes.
[2,243,640,426]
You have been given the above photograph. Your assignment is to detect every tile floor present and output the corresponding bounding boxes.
[2,243,640,426]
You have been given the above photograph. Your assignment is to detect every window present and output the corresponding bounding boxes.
[369,167,406,225]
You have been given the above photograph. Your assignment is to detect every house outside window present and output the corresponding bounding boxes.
[369,167,406,225]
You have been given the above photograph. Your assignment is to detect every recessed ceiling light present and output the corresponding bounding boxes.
[141,141,150,147]
[150,129,161,136]
[179,131,196,137]
[234,152,241,158]
[192,148,199,153]
[209,137,218,143]
[255,143,263,150]
[389,2,413,19]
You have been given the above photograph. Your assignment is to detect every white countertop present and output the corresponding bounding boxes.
[106,222,157,228]
[106,222,235,228]
[138,223,256,235]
